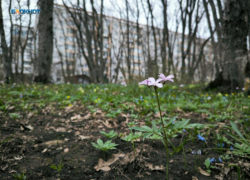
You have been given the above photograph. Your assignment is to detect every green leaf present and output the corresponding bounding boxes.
[204,158,211,169]
[230,121,245,140]
[152,121,158,133]
[143,132,153,140]
[130,126,153,133]
[97,139,104,146]
[50,165,57,170]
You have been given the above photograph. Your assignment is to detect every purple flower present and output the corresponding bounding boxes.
[217,143,225,148]
[218,157,222,163]
[230,146,233,150]
[139,78,150,85]
[147,78,163,88]
[210,157,215,163]
[197,134,206,142]
[158,74,174,83]
[192,150,201,155]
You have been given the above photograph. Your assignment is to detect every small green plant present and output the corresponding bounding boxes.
[105,109,122,118]
[13,172,26,180]
[204,158,215,173]
[50,161,64,172]
[9,113,21,119]
[228,164,245,180]
[128,121,138,128]
[223,121,250,157]
[92,139,118,159]
[121,132,142,156]
[100,130,117,139]
[136,75,204,180]
[220,154,231,161]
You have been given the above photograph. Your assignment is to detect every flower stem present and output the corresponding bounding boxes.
[133,141,136,157]
[154,87,169,180]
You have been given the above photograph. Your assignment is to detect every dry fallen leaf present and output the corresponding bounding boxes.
[78,135,92,140]
[55,127,66,132]
[65,105,74,113]
[34,140,64,147]
[198,167,210,176]
[27,112,34,119]
[64,148,69,153]
[83,113,91,120]
[9,170,17,174]
[75,131,81,136]
[71,114,84,122]
[94,153,125,171]
[14,156,23,161]
[215,174,224,180]
[192,176,198,180]
[145,162,164,171]
[1,164,8,171]
[20,124,34,131]
[7,106,15,110]
[42,148,48,153]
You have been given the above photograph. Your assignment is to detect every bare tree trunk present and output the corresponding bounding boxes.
[206,0,249,92]
[33,0,54,83]
[141,0,151,77]
[178,0,204,83]
[147,0,158,77]
[125,0,132,82]
[135,0,141,78]
[161,0,167,74]
[0,0,13,83]
[222,0,248,90]
[20,0,32,82]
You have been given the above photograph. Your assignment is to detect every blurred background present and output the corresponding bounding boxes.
[0,0,250,92]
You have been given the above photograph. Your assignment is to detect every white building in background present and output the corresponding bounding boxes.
[11,25,35,76]
[51,4,148,84]
[9,4,213,83]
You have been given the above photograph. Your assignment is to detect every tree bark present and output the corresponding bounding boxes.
[33,0,54,83]
[0,0,13,83]
[222,0,248,90]
[206,0,249,92]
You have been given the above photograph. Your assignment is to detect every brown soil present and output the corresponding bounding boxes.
[0,104,247,180]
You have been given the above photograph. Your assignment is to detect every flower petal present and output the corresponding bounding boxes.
[156,78,163,83]
[139,79,149,85]
[158,73,166,79]
[164,78,174,82]
[156,83,163,88]
[148,77,156,86]
[166,75,174,79]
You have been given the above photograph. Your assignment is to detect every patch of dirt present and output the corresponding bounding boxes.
[0,105,248,180]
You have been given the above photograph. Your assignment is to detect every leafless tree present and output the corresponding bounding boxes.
[0,0,13,83]
[206,0,250,92]
[33,0,54,83]
[63,0,106,83]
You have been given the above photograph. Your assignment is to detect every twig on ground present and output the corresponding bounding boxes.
[117,167,131,180]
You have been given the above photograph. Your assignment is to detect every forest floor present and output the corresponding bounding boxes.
[0,84,249,180]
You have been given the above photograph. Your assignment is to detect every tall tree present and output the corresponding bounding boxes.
[63,0,105,83]
[0,0,13,83]
[147,0,158,77]
[222,0,248,90]
[33,0,54,83]
[206,0,249,92]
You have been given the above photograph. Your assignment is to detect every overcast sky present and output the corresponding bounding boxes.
[2,0,210,44]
